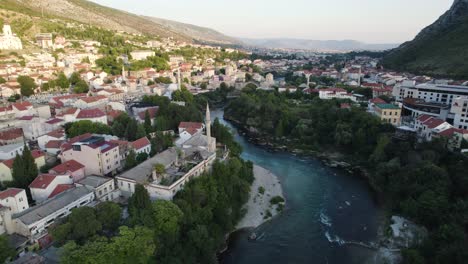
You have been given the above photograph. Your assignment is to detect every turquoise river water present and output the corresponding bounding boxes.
[213,109,382,264]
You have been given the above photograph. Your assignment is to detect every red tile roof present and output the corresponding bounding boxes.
[80,96,107,103]
[437,127,468,137]
[417,114,434,123]
[56,108,78,116]
[50,160,85,174]
[31,150,45,159]
[77,108,105,119]
[29,174,56,189]
[48,184,74,198]
[179,122,203,131]
[45,140,64,149]
[45,118,64,125]
[137,107,159,120]
[0,128,23,141]
[424,118,446,129]
[1,158,15,169]
[0,188,23,200]
[370,98,387,104]
[131,137,150,150]
[107,110,124,119]
[18,116,34,121]
[12,102,32,111]
[46,129,65,139]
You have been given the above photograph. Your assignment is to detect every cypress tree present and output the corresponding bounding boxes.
[12,153,26,187]
[22,146,38,184]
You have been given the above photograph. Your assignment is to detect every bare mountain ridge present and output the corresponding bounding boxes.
[2,0,240,45]
[383,0,468,78]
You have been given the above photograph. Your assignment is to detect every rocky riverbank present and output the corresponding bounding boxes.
[236,165,285,229]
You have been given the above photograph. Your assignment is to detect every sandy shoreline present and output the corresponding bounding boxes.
[236,165,285,229]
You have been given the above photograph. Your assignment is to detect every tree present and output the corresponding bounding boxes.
[66,120,112,138]
[17,75,35,96]
[111,121,126,138]
[69,72,82,86]
[136,152,149,163]
[125,119,139,141]
[96,202,122,232]
[61,226,155,264]
[128,184,152,226]
[68,207,102,242]
[51,207,102,244]
[154,163,165,175]
[144,110,152,134]
[124,150,137,170]
[12,147,38,192]
[22,146,38,187]
[0,235,15,262]
[0,76,6,84]
[73,79,89,93]
[57,72,70,89]
[12,153,26,187]
[136,124,147,139]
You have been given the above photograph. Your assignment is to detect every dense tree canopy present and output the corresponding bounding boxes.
[17,75,35,96]
[65,120,112,138]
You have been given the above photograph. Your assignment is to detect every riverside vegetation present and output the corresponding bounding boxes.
[224,89,468,264]
[46,97,253,264]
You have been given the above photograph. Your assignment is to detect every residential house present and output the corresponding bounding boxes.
[0,143,24,160]
[415,115,453,142]
[76,108,107,124]
[0,128,24,146]
[37,129,65,150]
[318,88,357,102]
[29,174,73,203]
[49,160,86,182]
[131,137,151,155]
[0,188,29,235]
[373,103,402,126]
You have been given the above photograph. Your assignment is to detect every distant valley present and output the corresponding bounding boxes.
[240,38,399,52]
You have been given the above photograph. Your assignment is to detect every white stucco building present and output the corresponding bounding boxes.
[0,25,22,50]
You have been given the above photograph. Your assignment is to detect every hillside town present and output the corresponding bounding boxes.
[0,7,467,263]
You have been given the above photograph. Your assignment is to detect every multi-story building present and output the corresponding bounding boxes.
[451,97,468,130]
[29,174,74,203]
[130,50,155,61]
[13,186,94,241]
[318,88,357,102]
[373,103,402,126]
[0,188,29,235]
[395,82,468,126]
[60,135,120,176]
[76,175,119,202]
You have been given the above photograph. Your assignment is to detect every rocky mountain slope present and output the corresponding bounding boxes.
[1,0,239,45]
[383,0,468,79]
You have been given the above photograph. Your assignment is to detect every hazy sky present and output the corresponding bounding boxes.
[90,0,452,44]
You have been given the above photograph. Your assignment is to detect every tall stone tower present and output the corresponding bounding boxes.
[205,103,213,151]
[121,65,126,80]
[177,67,182,90]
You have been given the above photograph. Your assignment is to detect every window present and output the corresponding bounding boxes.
[99,190,102,196]
[120,181,123,186]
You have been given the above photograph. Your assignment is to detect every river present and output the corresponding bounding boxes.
[212,109,383,264]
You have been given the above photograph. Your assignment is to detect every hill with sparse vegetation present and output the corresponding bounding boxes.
[0,0,240,45]
[383,0,468,79]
